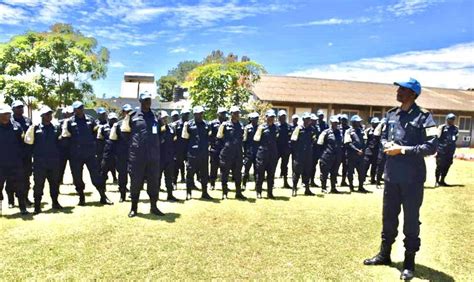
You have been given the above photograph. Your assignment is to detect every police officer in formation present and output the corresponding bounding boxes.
[209,107,228,190]
[338,114,350,187]
[121,92,164,217]
[173,108,190,185]
[318,115,343,194]
[242,112,259,190]
[254,109,279,199]
[62,101,113,206]
[374,118,386,188]
[58,106,73,185]
[364,78,438,280]
[276,110,293,188]
[217,106,246,200]
[435,113,459,187]
[24,106,63,214]
[290,113,315,197]
[363,117,381,184]
[98,112,118,182]
[182,106,213,200]
[344,115,368,193]
[158,111,178,202]
[309,113,321,187]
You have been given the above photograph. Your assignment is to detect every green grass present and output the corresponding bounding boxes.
[1,157,473,280]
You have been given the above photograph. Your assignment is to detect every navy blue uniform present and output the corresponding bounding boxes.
[0,120,27,211]
[344,127,366,190]
[95,119,107,168]
[276,122,293,181]
[108,119,131,200]
[217,120,244,196]
[339,124,350,185]
[291,125,315,190]
[363,126,381,184]
[172,119,188,184]
[24,123,61,205]
[209,119,224,187]
[98,122,117,181]
[310,124,322,185]
[254,123,279,197]
[374,123,386,186]
[62,114,107,198]
[242,123,259,188]
[123,109,161,202]
[159,123,176,197]
[58,118,71,184]
[435,124,458,184]
[182,119,212,198]
[318,127,343,192]
[380,104,437,253]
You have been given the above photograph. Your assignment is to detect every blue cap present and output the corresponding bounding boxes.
[11,100,24,108]
[278,110,287,117]
[193,106,205,114]
[139,91,152,101]
[446,113,456,120]
[72,101,83,109]
[108,112,118,120]
[265,109,276,117]
[248,112,259,119]
[371,117,380,124]
[394,78,422,96]
[122,104,132,111]
[39,106,53,116]
[96,107,106,114]
[181,108,191,114]
[351,115,362,122]
[292,114,299,120]
[340,114,349,120]
[302,112,311,119]
[329,115,339,123]
[317,110,324,116]
[171,110,179,116]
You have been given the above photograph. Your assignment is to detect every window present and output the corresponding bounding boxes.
[295,107,311,115]
[372,111,383,119]
[340,110,359,120]
[459,116,472,132]
[432,115,445,127]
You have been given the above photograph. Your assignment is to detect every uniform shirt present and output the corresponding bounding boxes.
[437,124,459,155]
[276,122,293,153]
[121,109,161,163]
[317,127,343,159]
[217,120,244,158]
[290,124,315,160]
[0,120,24,167]
[364,126,380,156]
[344,127,366,156]
[160,123,176,164]
[172,119,188,154]
[381,103,438,183]
[254,123,279,157]
[209,118,225,153]
[58,118,71,153]
[24,123,61,163]
[13,115,32,159]
[98,122,115,161]
[61,114,97,157]
[318,120,329,131]
[182,119,211,158]
[243,123,259,157]
[109,119,131,159]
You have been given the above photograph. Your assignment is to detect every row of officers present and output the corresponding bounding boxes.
[0,93,458,218]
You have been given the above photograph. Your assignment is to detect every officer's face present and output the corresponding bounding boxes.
[396,86,416,103]
[341,119,348,126]
[278,115,286,123]
[251,118,258,126]
[42,112,53,124]
[303,118,311,127]
[182,113,190,121]
[447,118,455,126]
[218,112,227,120]
[172,115,179,122]
[318,115,324,121]
[331,121,339,129]
[74,106,84,117]
[98,113,107,121]
[162,116,168,125]
[292,118,298,125]
[372,122,378,128]
[109,118,118,126]
[0,113,11,125]
[13,106,24,116]
[267,116,275,125]
[194,112,203,121]
[231,112,240,120]
[351,121,361,128]
[141,98,151,111]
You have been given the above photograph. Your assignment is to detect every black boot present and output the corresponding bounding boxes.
[78,191,86,206]
[210,180,215,190]
[330,182,341,194]
[222,185,228,200]
[150,199,165,216]
[349,181,355,193]
[128,199,138,218]
[267,187,274,199]
[400,252,415,280]
[358,185,369,193]
[292,182,298,197]
[304,185,315,196]
[340,176,348,187]
[52,198,63,210]
[321,179,328,194]
[363,244,392,265]
[283,176,291,189]
[167,193,178,202]
[18,197,29,215]
[235,184,247,200]
[99,190,113,205]
[34,197,42,214]
[119,191,126,203]
[201,187,213,200]
[7,192,15,208]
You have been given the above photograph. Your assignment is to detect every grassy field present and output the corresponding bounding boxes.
[1,156,473,280]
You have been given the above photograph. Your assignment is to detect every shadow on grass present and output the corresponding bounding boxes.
[62,192,93,196]
[43,206,75,214]
[3,212,34,221]
[83,201,112,207]
[391,262,454,282]
[269,196,290,201]
[195,197,222,204]
[136,212,181,222]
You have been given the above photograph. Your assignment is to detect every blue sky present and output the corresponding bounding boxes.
[1,0,473,97]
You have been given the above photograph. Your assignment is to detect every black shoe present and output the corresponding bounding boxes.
[150,207,165,216]
[370,180,376,184]
[78,195,86,206]
[363,254,392,265]
[52,202,63,210]
[34,207,42,214]
[310,181,317,187]
[201,193,214,200]
[305,188,315,196]
[358,187,369,193]
[186,193,192,200]
[330,189,342,194]
[128,210,137,218]
[340,181,348,187]
[439,181,450,187]
[292,188,297,197]
[400,269,414,280]
[26,198,33,207]
[267,193,275,199]
[236,193,247,200]
[257,192,262,199]
[100,196,113,205]
[20,209,30,215]
[167,195,178,202]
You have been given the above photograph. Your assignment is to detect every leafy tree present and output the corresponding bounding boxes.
[167,60,200,83]
[0,23,109,110]
[243,100,273,123]
[186,61,265,120]
[157,75,178,102]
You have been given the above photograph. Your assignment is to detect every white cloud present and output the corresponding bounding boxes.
[0,3,28,25]
[327,42,333,47]
[169,47,188,54]
[288,17,371,27]
[110,61,126,68]
[207,25,258,34]
[387,0,440,17]
[2,0,84,24]
[132,51,143,55]
[288,42,474,89]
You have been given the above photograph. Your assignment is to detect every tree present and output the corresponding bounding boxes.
[167,60,200,83]
[157,75,178,102]
[0,23,109,111]
[243,100,273,123]
[203,50,225,64]
[186,61,265,120]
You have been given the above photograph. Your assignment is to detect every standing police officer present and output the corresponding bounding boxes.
[309,114,321,187]
[374,118,387,189]
[217,106,246,200]
[182,106,213,200]
[290,113,315,197]
[108,104,132,202]
[276,110,292,188]
[95,107,109,176]
[363,117,381,185]
[58,106,73,185]
[0,105,29,215]
[318,115,343,194]
[173,108,190,185]
[242,112,259,190]
[435,113,459,187]
[209,107,228,190]
[158,111,178,202]
[364,78,438,280]
[24,106,63,214]
[121,92,164,217]
[339,114,350,187]
[344,115,368,193]
[98,112,118,182]
[61,101,113,206]
[254,110,279,199]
